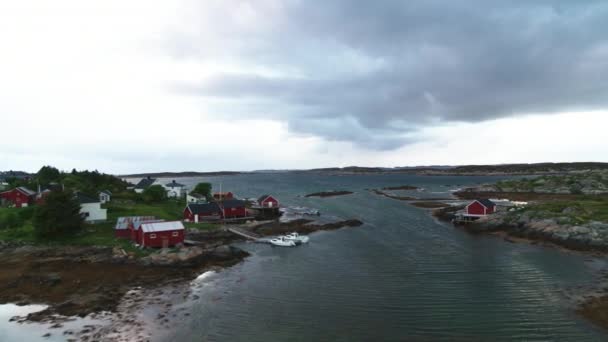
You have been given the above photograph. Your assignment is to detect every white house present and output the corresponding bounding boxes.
[164,180,185,198]
[99,190,112,204]
[76,193,107,222]
[187,192,207,203]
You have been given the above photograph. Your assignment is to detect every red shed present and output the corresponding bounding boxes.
[213,192,234,201]
[137,221,185,248]
[465,199,496,216]
[257,194,279,208]
[114,216,156,239]
[219,199,248,218]
[184,203,221,222]
[0,187,36,208]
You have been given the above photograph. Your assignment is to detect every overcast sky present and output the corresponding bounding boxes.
[1,1,607,174]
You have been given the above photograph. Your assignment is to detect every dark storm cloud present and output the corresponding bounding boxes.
[173,0,608,149]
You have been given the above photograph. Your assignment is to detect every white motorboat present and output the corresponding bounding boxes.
[269,236,296,247]
[284,232,309,244]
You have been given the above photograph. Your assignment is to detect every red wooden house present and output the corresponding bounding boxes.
[137,221,185,248]
[184,203,222,222]
[257,194,279,208]
[0,187,36,208]
[465,199,497,216]
[219,199,248,218]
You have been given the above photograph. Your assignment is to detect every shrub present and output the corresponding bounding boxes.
[33,189,84,238]
[142,185,167,203]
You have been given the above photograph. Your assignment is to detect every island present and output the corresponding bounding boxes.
[305,190,354,198]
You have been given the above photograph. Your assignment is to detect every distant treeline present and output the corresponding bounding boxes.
[301,162,608,175]
[119,171,243,178]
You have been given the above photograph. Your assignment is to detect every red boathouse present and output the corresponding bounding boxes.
[114,216,156,239]
[213,192,234,201]
[137,221,185,248]
[219,199,248,218]
[0,187,36,208]
[183,203,222,222]
[257,194,279,208]
[465,199,497,216]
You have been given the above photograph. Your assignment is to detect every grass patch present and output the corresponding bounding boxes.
[521,197,608,224]
[0,200,187,256]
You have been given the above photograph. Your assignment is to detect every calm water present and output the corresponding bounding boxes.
[156,173,607,341]
[2,174,607,341]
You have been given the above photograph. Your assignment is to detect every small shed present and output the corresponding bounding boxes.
[137,221,185,248]
[257,194,279,208]
[99,190,112,204]
[465,199,497,216]
[184,202,221,222]
[114,216,156,238]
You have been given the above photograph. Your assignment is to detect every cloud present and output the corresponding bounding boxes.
[170,0,608,149]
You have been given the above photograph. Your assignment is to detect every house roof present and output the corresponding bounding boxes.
[187,202,221,215]
[257,194,270,202]
[213,192,233,196]
[15,187,36,196]
[220,199,246,209]
[165,180,184,188]
[476,199,496,208]
[99,190,112,196]
[0,187,37,196]
[188,192,205,198]
[76,192,100,204]
[115,216,157,230]
[135,178,156,189]
[140,221,184,233]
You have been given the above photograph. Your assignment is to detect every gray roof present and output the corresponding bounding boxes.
[135,178,156,189]
[221,199,246,209]
[476,199,496,208]
[165,180,185,188]
[16,187,36,196]
[257,194,270,203]
[76,192,99,204]
[189,192,205,198]
[99,190,112,196]
[187,203,221,215]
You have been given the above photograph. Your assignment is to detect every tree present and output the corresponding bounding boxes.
[142,185,167,203]
[36,165,62,185]
[33,189,84,238]
[192,182,212,201]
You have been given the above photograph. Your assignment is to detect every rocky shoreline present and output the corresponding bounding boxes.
[305,190,354,198]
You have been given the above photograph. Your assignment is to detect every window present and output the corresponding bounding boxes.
[150,234,157,239]
[172,232,179,237]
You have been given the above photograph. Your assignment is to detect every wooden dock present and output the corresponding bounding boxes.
[226,226,262,241]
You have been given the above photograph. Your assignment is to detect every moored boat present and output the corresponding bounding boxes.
[269,236,296,247]
[284,232,309,243]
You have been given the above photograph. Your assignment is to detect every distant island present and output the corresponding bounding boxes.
[118,171,243,178]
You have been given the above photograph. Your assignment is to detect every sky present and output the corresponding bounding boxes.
[1,0,607,174]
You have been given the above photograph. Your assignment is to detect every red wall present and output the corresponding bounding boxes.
[222,206,247,218]
[260,196,279,208]
[183,207,220,221]
[139,229,184,248]
[466,201,495,215]
[115,230,130,239]
[0,189,33,208]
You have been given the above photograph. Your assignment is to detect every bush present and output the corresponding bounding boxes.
[192,182,212,201]
[0,212,20,229]
[142,185,167,203]
[33,189,84,238]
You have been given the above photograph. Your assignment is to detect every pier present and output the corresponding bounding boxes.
[226,226,262,241]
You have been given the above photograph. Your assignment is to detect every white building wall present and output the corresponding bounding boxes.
[80,203,107,222]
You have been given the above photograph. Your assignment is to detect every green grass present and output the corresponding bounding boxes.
[0,200,190,256]
[520,197,608,224]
